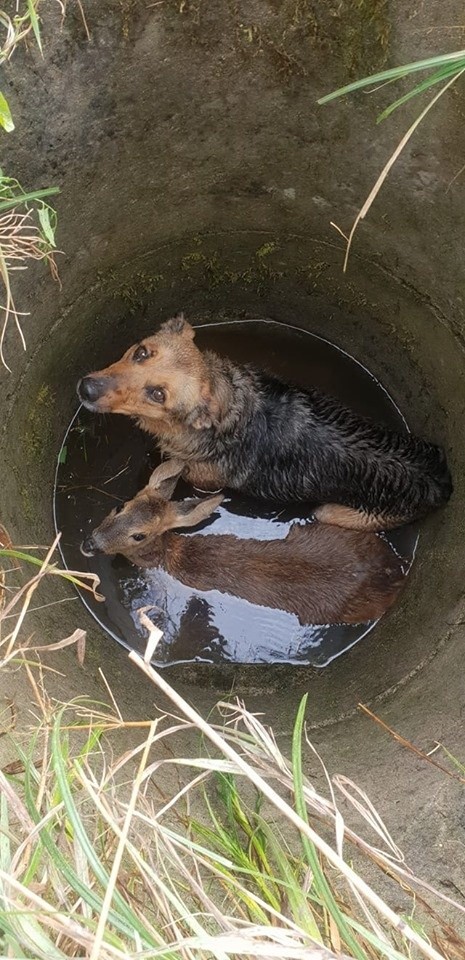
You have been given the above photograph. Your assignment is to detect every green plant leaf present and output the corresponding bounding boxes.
[0,186,60,215]
[51,712,160,948]
[27,0,43,55]
[38,205,56,246]
[292,694,368,960]
[318,49,465,103]
[377,61,465,122]
[0,93,14,132]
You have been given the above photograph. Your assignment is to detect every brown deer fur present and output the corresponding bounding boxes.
[80,463,405,626]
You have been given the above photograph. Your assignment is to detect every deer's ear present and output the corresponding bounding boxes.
[166,494,224,530]
[147,460,183,499]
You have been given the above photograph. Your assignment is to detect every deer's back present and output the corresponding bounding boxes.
[163,522,405,624]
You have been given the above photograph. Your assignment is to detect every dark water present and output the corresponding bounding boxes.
[54,319,417,668]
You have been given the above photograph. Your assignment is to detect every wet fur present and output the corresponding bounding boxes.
[141,523,405,624]
[82,475,405,626]
[78,314,453,530]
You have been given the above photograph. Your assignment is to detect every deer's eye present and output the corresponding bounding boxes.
[146,386,166,404]
[132,532,146,542]
[133,345,150,363]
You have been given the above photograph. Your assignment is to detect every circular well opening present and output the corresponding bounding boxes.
[2,230,462,723]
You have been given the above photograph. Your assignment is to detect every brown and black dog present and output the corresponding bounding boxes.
[77,314,452,530]
[80,461,405,625]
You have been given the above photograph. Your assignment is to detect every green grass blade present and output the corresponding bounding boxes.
[377,61,465,122]
[347,915,417,960]
[0,547,93,591]
[0,794,66,960]
[20,728,152,946]
[292,694,368,960]
[0,93,14,132]
[50,711,160,949]
[217,772,281,892]
[37,205,56,246]
[0,186,60,214]
[437,744,465,776]
[27,0,43,55]
[318,50,465,103]
[21,838,43,890]
[256,817,324,942]
[202,784,283,911]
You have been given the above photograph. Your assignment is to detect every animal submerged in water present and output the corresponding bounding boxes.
[80,462,405,626]
[77,314,452,530]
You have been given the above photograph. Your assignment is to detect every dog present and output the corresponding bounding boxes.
[77,313,452,530]
[80,461,405,625]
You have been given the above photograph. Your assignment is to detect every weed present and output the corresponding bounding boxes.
[319,50,465,270]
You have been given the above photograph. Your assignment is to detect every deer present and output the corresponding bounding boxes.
[80,462,406,626]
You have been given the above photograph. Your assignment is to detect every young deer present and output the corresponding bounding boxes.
[77,314,452,531]
[80,463,405,626]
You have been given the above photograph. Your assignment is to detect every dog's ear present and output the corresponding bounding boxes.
[161,313,195,340]
[147,459,183,500]
[165,494,224,531]
[186,405,214,430]
[185,383,221,431]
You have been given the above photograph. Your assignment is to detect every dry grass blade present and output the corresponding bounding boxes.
[358,704,465,783]
[0,768,35,833]
[27,628,86,657]
[1,682,464,958]
[89,720,158,960]
[332,69,465,272]
[0,206,60,369]
[1,585,464,958]
[0,533,100,673]
[129,642,447,960]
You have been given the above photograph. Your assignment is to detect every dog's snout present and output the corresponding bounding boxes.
[80,536,97,557]
[77,377,109,404]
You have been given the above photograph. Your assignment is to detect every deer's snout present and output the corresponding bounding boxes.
[80,536,98,557]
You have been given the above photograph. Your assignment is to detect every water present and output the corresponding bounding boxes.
[54,319,417,668]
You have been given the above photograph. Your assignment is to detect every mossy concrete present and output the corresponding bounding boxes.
[1,0,465,906]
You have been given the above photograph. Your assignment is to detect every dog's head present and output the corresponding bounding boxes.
[80,460,224,561]
[77,314,218,431]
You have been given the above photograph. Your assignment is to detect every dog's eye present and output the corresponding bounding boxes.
[133,345,150,363]
[146,386,166,404]
[115,503,125,515]
[132,532,146,542]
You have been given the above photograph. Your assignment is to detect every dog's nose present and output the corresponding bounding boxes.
[80,536,97,557]
[77,377,106,404]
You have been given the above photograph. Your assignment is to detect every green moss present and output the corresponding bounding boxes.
[96,270,165,314]
[339,0,390,77]
[181,251,206,270]
[256,241,278,259]
[19,485,34,523]
[24,385,55,464]
[178,240,283,294]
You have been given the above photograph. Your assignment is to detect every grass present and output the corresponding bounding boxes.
[318,50,465,271]
[0,541,465,960]
[0,2,93,369]
[0,1,65,369]
[0,172,60,370]
[0,1,53,132]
